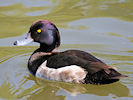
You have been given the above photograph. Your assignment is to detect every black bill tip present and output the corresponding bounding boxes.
[13,41,17,45]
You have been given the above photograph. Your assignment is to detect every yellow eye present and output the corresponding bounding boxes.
[37,29,41,33]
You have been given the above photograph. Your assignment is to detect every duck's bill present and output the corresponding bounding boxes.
[13,33,33,46]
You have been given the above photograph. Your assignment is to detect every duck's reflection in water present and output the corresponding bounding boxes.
[26,75,130,100]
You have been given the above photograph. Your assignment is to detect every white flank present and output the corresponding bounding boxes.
[36,61,87,83]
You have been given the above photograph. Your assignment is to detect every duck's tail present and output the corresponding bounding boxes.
[84,69,128,84]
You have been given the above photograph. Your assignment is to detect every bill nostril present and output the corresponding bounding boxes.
[13,41,17,45]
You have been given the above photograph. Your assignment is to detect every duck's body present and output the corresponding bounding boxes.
[14,19,127,84]
[28,49,124,84]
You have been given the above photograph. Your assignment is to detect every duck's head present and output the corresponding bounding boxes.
[14,19,60,52]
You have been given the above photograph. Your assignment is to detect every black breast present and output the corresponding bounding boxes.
[28,49,51,75]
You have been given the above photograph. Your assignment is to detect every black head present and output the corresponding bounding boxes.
[30,20,60,46]
[14,19,60,52]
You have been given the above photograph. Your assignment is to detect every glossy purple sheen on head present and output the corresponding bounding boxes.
[32,19,50,25]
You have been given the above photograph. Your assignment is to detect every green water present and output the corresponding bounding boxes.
[0,0,133,100]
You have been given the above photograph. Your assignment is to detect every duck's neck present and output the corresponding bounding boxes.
[40,43,56,52]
